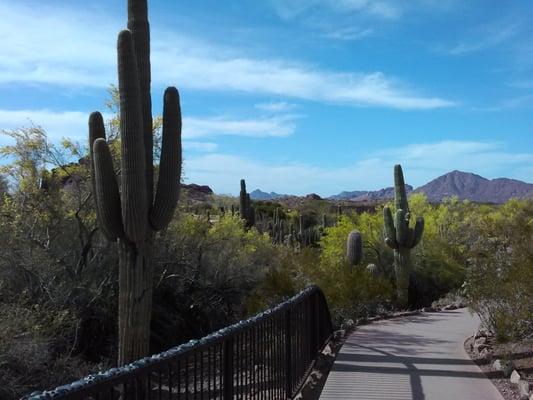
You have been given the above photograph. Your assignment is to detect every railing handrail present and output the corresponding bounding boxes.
[26,285,333,399]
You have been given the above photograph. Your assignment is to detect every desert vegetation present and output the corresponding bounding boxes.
[1,120,531,397]
[0,0,531,398]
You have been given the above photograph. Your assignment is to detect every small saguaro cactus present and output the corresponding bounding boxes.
[89,0,182,366]
[346,230,362,266]
[383,164,424,307]
[239,179,254,227]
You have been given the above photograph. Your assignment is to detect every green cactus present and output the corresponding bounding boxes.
[239,179,254,227]
[89,0,182,366]
[383,164,424,307]
[346,230,362,266]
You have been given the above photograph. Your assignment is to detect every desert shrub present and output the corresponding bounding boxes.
[315,216,394,325]
[463,199,533,341]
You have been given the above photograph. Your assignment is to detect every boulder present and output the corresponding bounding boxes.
[510,370,521,384]
[492,359,503,371]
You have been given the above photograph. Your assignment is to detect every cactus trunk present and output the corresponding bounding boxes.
[118,239,153,364]
[393,248,410,307]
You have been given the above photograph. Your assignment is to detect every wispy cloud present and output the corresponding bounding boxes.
[270,0,400,20]
[0,109,101,142]
[446,22,520,55]
[184,140,533,195]
[322,27,374,41]
[0,2,454,110]
[0,108,297,146]
[472,94,533,112]
[254,101,297,112]
[183,115,298,138]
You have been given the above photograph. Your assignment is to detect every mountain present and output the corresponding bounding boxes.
[249,189,287,200]
[329,185,413,201]
[414,170,533,203]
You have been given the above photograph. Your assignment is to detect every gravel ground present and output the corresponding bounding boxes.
[464,335,533,400]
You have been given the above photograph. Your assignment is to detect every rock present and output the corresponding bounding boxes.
[333,330,345,341]
[510,370,521,384]
[517,380,529,399]
[421,307,435,312]
[475,329,490,339]
[479,348,492,359]
[474,337,487,353]
[341,319,355,331]
[443,304,458,310]
[493,359,503,371]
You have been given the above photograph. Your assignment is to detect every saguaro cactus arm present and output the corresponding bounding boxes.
[411,217,424,248]
[93,138,124,240]
[150,87,182,230]
[118,29,147,243]
[394,164,409,213]
[346,230,362,266]
[383,206,396,244]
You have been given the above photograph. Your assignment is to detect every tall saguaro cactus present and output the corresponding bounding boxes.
[89,0,182,366]
[383,165,424,307]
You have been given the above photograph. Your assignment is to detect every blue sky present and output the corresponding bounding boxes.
[0,0,532,196]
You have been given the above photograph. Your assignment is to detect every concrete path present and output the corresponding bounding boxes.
[320,309,503,400]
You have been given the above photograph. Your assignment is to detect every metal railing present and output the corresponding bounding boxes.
[27,285,333,400]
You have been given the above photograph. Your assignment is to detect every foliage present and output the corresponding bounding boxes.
[463,199,533,341]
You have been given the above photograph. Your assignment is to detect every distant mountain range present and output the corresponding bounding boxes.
[329,185,414,201]
[414,170,533,203]
[249,189,287,200]
[250,171,533,204]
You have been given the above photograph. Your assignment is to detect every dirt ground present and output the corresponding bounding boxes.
[465,335,533,400]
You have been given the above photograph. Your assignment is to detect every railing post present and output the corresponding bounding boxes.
[309,292,318,359]
[285,307,292,399]
[223,337,234,400]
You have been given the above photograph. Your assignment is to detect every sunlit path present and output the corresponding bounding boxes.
[320,309,503,400]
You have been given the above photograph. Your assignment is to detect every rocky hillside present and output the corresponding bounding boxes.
[414,170,533,203]
[329,185,413,201]
[249,189,287,200]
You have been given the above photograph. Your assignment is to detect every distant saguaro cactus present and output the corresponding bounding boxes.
[89,0,181,366]
[346,230,362,266]
[383,165,424,307]
[239,179,254,227]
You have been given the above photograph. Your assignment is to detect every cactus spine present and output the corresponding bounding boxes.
[346,230,362,266]
[383,165,424,307]
[89,0,182,365]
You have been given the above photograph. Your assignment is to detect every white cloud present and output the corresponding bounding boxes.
[0,108,296,147]
[446,22,520,55]
[183,140,533,195]
[254,101,297,112]
[183,114,298,138]
[0,2,454,110]
[0,109,100,142]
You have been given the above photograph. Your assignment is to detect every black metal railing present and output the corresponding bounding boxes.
[27,285,333,400]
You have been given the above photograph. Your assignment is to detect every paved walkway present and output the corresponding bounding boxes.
[320,309,503,400]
